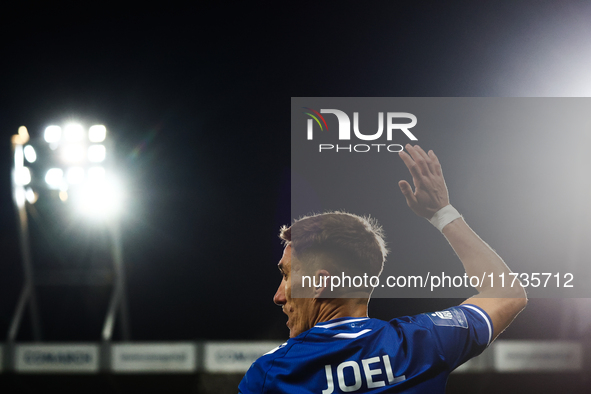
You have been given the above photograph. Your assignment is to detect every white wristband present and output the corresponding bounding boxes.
[429,204,462,232]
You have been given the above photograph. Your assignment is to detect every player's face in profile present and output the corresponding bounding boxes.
[274,245,315,338]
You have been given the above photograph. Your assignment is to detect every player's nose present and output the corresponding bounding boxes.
[273,282,286,306]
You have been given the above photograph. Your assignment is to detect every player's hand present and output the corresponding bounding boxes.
[398,144,449,219]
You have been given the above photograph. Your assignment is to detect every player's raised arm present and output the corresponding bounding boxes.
[398,144,527,341]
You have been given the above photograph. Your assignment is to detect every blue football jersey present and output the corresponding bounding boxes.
[238,304,492,393]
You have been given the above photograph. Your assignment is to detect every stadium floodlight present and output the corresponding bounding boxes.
[89,125,107,142]
[24,145,37,163]
[45,168,64,189]
[13,126,30,145]
[88,166,106,182]
[15,167,32,186]
[64,123,84,142]
[88,144,106,162]
[62,144,85,163]
[73,178,124,219]
[44,125,62,143]
[25,187,37,204]
[9,122,131,344]
[66,167,85,184]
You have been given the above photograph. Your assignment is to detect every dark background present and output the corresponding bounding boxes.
[2,0,590,342]
[1,1,590,392]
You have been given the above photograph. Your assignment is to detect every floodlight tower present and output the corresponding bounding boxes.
[9,123,130,346]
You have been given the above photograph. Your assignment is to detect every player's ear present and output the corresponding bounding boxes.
[313,269,330,298]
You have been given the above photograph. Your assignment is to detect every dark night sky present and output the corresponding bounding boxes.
[1,2,591,342]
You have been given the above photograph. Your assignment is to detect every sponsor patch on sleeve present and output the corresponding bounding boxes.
[426,308,468,329]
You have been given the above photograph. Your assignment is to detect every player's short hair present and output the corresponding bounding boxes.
[279,211,388,279]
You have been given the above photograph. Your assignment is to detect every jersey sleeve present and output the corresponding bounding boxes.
[238,360,265,393]
[405,304,493,371]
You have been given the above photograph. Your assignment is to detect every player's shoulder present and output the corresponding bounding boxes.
[313,316,386,331]
[305,317,391,341]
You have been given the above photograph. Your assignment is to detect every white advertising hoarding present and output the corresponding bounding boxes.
[111,343,196,373]
[15,343,99,373]
[204,341,284,373]
[494,340,582,372]
[453,346,493,373]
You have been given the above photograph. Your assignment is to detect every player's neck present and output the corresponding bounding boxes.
[312,298,368,326]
